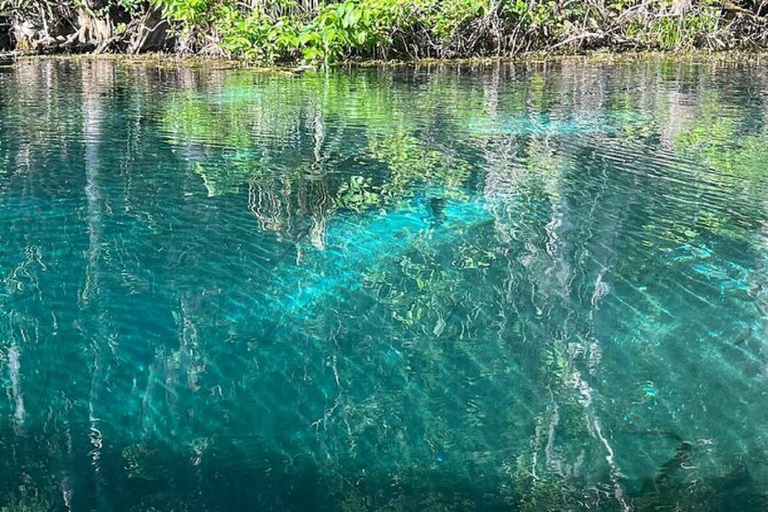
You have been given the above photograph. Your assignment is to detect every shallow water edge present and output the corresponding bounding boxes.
[6,50,768,72]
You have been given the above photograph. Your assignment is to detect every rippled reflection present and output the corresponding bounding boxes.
[0,59,767,511]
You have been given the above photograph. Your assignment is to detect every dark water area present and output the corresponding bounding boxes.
[0,59,767,511]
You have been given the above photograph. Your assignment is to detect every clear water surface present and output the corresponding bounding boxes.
[0,59,767,511]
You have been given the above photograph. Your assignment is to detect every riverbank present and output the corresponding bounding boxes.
[3,1,768,67]
[4,49,768,74]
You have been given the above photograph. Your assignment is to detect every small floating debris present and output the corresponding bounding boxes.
[435,451,446,462]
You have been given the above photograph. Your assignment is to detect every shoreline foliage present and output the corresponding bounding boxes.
[2,0,768,63]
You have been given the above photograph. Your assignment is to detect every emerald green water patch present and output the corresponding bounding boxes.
[0,60,767,511]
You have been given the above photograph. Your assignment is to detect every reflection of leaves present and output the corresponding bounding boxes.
[659,99,768,244]
[195,161,265,197]
[370,131,472,200]
[161,71,482,211]
[676,96,768,185]
[163,92,254,149]
[335,175,379,212]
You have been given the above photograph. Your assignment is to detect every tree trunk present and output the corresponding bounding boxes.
[130,8,172,53]
[0,17,12,51]
[77,7,113,46]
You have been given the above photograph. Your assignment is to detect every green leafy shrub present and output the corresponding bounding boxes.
[218,6,302,62]
[4,0,767,62]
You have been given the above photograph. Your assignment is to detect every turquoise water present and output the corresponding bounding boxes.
[0,59,767,511]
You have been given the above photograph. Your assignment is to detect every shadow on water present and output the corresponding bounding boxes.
[630,431,768,512]
[0,423,766,511]
[0,424,514,511]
